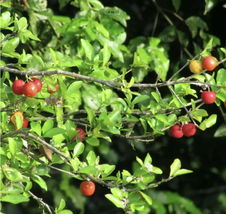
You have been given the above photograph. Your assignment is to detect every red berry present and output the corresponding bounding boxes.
[201,91,216,104]
[31,78,42,92]
[80,181,95,196]
[170,125,183,138]
[23,82,38,97]
[73,128,86,141]
[202,56,218,71]
[182,123,197,137]
[48,83,59,94]
[12,79,25,95]
[22,117,29,128]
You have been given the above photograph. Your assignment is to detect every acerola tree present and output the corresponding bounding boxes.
[0,0,226,213]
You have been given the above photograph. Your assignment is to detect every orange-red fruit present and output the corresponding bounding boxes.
[170,125,183,138]
[80,181,95,196]
[201,91,216,104]
[31,78,42,92]
[182,123,197,137]
[23,82,38,97]
[22,117,29,128]
[12,79,25,95]
[48,84,59,94]
[202,56,218,71]
[73,128,86,141]
[189,60,203,74]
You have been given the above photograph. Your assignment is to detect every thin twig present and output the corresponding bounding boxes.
[28,190,53,214]
[168,86,197,126]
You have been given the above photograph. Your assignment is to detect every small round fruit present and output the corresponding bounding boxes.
[224,101,226,108]
[73,128,86,141]
[23,81,38,97]
[48,83,59,94]
[189,60,203,74]
[31,78,42,92]
[201,91,216,104]
[202,56,218,71]
[182,123,197,137]
[12,79,25,95]
[80,181,95,196]
[170,125,183,138]
[22,117,29,128]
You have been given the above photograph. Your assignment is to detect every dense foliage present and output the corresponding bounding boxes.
[0,0,226,213]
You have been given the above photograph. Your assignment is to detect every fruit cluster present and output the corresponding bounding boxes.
[170,123,197,138]
[189,55,218,105]
[12,78,42,97]
[189,56,218,74]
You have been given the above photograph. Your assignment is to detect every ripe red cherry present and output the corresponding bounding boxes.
[12,79,25,95]
[23,81,38,97]
[80,181,95,196]
[182,123,197,137]
[170,124,183,138]
[22,117,29,128]
[73,128,86,141]
[48,83,59,94]
[201,91,216,104]
[202,56,218,71]
[31,78,42,92]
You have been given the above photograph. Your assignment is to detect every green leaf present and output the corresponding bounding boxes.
[199,114,217,131]
[144,153,152,166]
[3,167,23,181]
[86,151,97,166]
[31,122,42,136]
[214,124,226,137]
[86,137,100,147]
[111,188,124,199]
[132,95,149,105]
[216,68,226,85]
[173,169,193,177]
[172,0,181,11]
[99,164,116,177]
[0,11,11,28]
[81,39,94,61]
[70,158,80,171]
[191,109,208,122]
[0,194,29,204]
[8,138,22,155]
[17,17,28,31]
[100,7,130,27]
[102,43,111,66]
[204,0,218,14]
[44,128,66,137]
[170,159,181,177]
[139,191,152,205]
[57,210,73,214]
[78,166,98,176]
[73,142,85,157]
[32,175,47,191]
[185,16,208,37]
[42,120,54,134]
[105,194,125,208]
[57,198,66,211]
